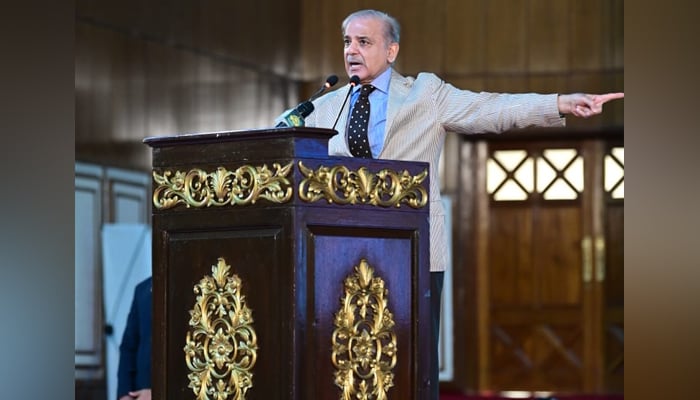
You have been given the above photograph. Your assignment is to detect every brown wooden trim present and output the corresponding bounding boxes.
[460,127,623,143]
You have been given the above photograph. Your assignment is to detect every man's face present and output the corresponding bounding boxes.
[343,16,399,84]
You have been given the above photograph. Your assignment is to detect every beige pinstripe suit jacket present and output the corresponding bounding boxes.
[303,69,565,272]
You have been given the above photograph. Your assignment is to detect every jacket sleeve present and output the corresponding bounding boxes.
[423,73,565,133]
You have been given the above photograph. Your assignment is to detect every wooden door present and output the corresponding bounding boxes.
[453,130,623,394]
[602,141,624,393]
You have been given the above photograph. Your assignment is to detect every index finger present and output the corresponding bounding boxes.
[598,92,625,103]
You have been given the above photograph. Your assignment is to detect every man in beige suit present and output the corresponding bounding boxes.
[300,9,623,399]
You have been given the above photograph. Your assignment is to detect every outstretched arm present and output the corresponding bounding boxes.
[557,92,624,118]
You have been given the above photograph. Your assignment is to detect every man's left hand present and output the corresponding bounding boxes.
[558,92,624,118]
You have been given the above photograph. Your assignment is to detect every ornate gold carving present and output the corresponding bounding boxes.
[332,259,397,399]
[297,161,428,208]
[153,162,293,209]
[184,258,258,400]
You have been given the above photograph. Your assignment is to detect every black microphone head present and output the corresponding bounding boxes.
[296,101,315,118]
[349,75,361,86]
[326,75,339,87]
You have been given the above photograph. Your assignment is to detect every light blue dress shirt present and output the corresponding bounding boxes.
[348,67,392,158]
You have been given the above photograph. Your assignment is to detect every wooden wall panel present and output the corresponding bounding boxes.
[605,205,624,308]
[571,0,604,71]
[76,0,624,163]
[75,0,304,172]
[298,0,364,81]
[484,1,528,74]
[444,0,486,76]
[394,0,445,75]
[602,0,624,70]
[484,75,531,93]
[528,0,570,73]
[448,77,486,93]
[529,75,569,95]
[488,208,535,306]
[534,207,583,306]
[75,23,300,172]
[76,23,122,143]
[77,0,301,77]
[489,206,583,308]
[112,36,146,142]
[603,71,625,127]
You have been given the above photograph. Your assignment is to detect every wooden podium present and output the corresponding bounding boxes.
[144,127,431,399]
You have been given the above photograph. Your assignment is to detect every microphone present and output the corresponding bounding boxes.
[308,75,339,102]
[275,100,315,128]
[275,75,339,128]
[331,75,361,132]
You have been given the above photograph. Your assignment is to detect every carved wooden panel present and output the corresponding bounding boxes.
[305,224,422,399]
[157,215,291,400]
[153,204,431,399]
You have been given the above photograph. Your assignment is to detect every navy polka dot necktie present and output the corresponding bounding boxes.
[347,84,375,158]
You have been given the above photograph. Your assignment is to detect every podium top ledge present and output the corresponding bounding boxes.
[143,127,337,147]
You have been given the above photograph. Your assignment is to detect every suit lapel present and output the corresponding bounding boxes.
[381,70,410,157]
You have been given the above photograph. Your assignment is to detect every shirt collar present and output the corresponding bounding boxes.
[353,67,392,95]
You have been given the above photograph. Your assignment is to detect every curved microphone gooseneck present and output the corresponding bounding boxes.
[331,75,361,132]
